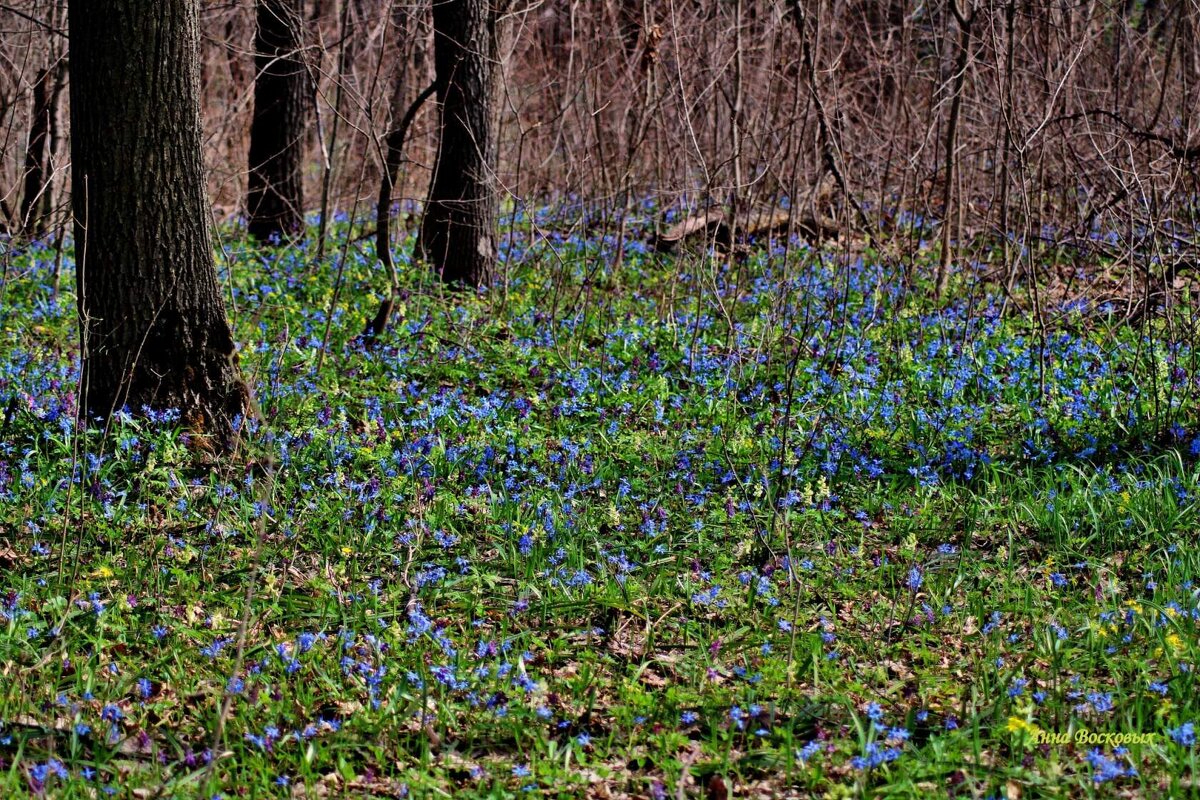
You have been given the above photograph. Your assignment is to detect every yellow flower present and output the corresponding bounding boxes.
[1166,633,1185,654]
[341,546,353,556]
[90,566,114,579]
[1007,716,1042,737]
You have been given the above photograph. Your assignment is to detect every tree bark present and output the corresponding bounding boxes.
[935,0,975,299]
[69,0,250,440]
[20,66,54,237]
[247,0,307,242]
[418,0,498,287]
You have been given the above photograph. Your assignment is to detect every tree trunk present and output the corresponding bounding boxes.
[20,67,53,237]
[70,0,250,441]
[935,0,974,299]
[247,0,307,242]
[418,0,498,287]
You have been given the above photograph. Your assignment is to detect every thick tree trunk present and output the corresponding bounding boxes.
[70,0,250,440]
[247,0,307,242]
[418,0,498,287]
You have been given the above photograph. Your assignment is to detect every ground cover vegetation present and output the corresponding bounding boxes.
[1,210,1199,798]
[2,0,1200,797]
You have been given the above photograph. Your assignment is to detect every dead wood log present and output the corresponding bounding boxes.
[649,209,729,252]
[650,205,840,253]
[651,174,843,253]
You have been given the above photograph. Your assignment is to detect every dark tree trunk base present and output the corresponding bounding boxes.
[70,0,252,444]
[417,0,499,288]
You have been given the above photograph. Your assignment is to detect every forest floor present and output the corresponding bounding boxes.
[1,213,1199,798]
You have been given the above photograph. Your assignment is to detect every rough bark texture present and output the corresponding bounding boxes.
[417,0,498,287]
[70,0,250,439]
[247,0,307,242]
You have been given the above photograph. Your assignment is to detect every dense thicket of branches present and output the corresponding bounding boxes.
[0,0,1196,289]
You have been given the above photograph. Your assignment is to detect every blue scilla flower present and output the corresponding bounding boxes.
[1169,721,1196,746]
[907,567,923,592]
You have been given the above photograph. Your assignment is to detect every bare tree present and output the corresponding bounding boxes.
[418,0,499,287]
[247,0,308,242]
[366,2,434,339]
[70,0,251,440]
[0,0,1187,324]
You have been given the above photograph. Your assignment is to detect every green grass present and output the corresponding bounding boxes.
[0,217,1198,797]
